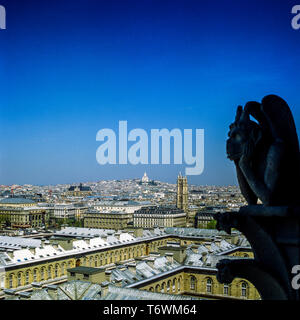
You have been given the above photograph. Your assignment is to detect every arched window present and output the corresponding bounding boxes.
[9,274,13,288]
[48,266,52,279]
[41,268,45,281]
[178,278,181,291]
[190,276,197,290]
[33,269,37,282]
[241,281,248,298]
[17,273,22,287]
[55,264,59,278]
[167,280,171,292]
[206,278,212,293]
[61,264,65,275]
[25,271,30,285]
[224,284,229,295]
[161,282,165,293]
[172,278,176,292]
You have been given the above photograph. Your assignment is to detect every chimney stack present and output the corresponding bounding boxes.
[127,263,137,275]
[201,251,207,263]
[101,282,109,297]
[47,284,58,300]
[146,257,155,269]
[165,252,174,264]
[105,270,112,282]
[18,292,31,300]
[29,247,36,255]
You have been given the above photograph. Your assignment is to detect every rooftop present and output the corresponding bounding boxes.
[68,266,104,275]
[0,197,36,205]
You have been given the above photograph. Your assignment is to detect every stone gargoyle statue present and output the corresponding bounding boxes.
[226,94,300,206]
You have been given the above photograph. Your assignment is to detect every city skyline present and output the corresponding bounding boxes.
[1,0,300,186]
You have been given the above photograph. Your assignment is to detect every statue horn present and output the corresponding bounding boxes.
[235,106,243,122]
[240,108,250,122]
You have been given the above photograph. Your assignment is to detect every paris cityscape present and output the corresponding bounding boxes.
[1,0,300,309]
[0,173,260,301]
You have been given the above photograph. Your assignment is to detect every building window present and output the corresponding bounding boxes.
[48,267,52,279]
[9,274,13,288]
[25,271,29,285]
[190,276,196,290]
[33,269,37,282]
[55,265,59,278]
[206,278,212,293]
[17,273,22,287]
[241,282,248,298]
[224,284,229,295]
[167,280,171,292]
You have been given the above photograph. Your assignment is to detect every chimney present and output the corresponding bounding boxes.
[146,257,155,269]
[165,252,174,264]
[114,232,121,240]
[115,277,123,287]
[47,284,58,300]
[4,289,16,297]
[29,247,36,255]
[18,291,31,300]
[101,282,109,297]
[31,282,42,291]
[7,250,14,259]
[105,270,112,282]
[41,239,46,247]
[127,263,136,275]
[52,242,58,249]
[214,236,221,247]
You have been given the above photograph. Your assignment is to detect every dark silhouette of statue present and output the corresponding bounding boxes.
[226,94,300,206]
[214,94,300,300]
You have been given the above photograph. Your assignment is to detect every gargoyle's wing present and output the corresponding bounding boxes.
[261,95,299,153]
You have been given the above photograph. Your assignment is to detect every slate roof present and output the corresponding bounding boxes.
[68,266,104,275]
[0,197,35,204]
[103,285,201,300]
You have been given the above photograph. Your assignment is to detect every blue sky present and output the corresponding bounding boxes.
[0,0,300,186]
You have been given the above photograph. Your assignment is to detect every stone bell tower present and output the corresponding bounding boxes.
[176,173,188,212]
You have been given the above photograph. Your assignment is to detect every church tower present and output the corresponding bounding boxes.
[176,173,188,212]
